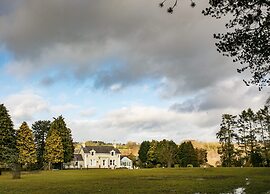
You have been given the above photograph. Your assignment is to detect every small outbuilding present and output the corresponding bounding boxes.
[120,156,133,169]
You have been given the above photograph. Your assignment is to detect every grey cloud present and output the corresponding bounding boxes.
[0,0,237,95]
[170,78,268,113]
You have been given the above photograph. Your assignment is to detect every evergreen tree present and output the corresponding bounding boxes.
[195,148,208,165]
[177,141,198,167]
[138,140,150,166]
[44,129,64,170]
[256,106,270,166]
[237,109,258,166]
[0,104,20,178]
[217,114,237,167]
[16,122,37,168]
[147,140,159,167]
[49,116,74,164]
[32,120,51,169]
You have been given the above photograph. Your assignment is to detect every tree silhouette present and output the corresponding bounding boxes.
[203,1,270,89]
[160,0,270,89]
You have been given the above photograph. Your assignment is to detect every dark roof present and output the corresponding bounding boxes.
[82,146,121,154]
[73,154,83,161]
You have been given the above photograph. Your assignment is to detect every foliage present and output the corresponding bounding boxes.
[44,129,64,169]
[138,141,150,166]
[177,141,199,167]
[32,120,51,169]
[195,148,208,165]
[49,116,74,163]
[217,114,237,167]
[156,139,178,167]
[159,0,196,13]
[146,140,159,167]
[218,106,270,167]
[16,122,37,168]
[203,0,270,89]
[0,104,17,166]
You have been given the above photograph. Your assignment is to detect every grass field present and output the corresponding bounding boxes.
[0,168,269,194]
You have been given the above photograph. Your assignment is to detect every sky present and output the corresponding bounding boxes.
[0,0,268,144]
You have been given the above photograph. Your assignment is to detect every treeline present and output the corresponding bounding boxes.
[217,106,270,167]
[138,139,207,168]
[0,104,74,178]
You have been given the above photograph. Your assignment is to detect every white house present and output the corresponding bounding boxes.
[120,156,133,169]
[73,145,121,169]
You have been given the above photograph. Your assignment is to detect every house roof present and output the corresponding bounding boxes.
[82,146,121,154]
[73,154,83,161]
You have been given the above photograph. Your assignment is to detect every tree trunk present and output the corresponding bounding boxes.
[167,161,172,168]
[12,164,21,179]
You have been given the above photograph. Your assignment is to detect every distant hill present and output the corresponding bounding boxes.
[189,140,220,166]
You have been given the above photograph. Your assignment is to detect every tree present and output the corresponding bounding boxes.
[32,120,51,169]
[256,106,270,166]
[147,140,159,167]
[49,116,74,164]
[177,141,199,167]
[0,104,20,178]
[195,148,208,165]
[138,141,151,166]
[44,129,64,170]
[156,139,178,167]
[237,109,258,166]
[16,122,37,169]
[159,0,196,13]
[203,0,270,89]
[217,114,237,167]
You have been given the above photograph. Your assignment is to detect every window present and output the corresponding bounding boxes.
[111,151,114,156]
[110,160,112,165]
[91,151,94,156]
[103,160,105,166]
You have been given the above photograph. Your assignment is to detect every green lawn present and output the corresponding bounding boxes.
[0,168,269,194]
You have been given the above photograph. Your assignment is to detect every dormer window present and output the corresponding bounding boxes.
[91,150,95,156]
[111,150,115,156]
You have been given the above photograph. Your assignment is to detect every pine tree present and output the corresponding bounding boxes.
[177,141,198,167]
[32,120,50,169]
[49,116,74,164]
[0,104,20,178]
[138,141,150,166]
[16,122,37,168]
[217,114,237,167]
[44,129,64,170]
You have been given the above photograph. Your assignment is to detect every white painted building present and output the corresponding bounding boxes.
[120,156,133,169]
[75,145,121,169]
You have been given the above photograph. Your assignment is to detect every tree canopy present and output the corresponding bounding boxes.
[32,120,51,169]
[0,104,16,166]
[203,0,270,89]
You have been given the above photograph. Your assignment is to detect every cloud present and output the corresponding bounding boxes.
[0,0,237,96]
[3,91,49,125]
[69,105,223,143]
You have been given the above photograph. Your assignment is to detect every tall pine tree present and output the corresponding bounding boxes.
[217,114,237,167]
[0,104,20,178]
[16,122,37,169]
[49,116,74,164]
[0,104,16,170]
[32,120,50,169]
